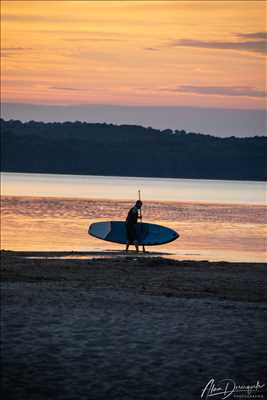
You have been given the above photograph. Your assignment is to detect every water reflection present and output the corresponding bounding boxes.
[1,196,266,262]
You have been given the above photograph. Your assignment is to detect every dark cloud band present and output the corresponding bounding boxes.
[172,33,267,55]
[163,85,266,98]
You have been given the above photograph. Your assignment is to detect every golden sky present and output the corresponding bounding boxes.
[1,0,266,109]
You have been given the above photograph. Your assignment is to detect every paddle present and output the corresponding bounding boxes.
[138,189,146,253]
[138,189,142,220]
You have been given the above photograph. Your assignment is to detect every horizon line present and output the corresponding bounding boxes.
[2,101,265,113]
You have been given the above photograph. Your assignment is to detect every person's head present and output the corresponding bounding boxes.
[135,200,142,209]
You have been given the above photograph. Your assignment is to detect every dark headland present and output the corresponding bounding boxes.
[1,119,266,181]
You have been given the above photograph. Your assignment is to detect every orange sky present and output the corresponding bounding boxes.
[1,0,266,109]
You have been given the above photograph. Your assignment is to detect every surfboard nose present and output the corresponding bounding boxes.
[89,222,112,240]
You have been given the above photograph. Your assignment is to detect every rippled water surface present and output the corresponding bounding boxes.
[1,195,266,262]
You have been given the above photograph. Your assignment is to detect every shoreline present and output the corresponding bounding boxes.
[1,250,266,303]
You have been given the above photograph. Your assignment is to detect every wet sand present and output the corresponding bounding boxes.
[1,251,267,400]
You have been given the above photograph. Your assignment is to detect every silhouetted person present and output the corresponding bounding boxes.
[125,200,145,252]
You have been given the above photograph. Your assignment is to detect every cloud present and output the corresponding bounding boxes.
[142,32,267,55]
[172,33,267,55]
[3,13,144,26]
[3,14,86,24]
[236,32,267,40]
[0,47,32,57]
[162,85,267,98]
[144,47,160,52]
[50,86,87,92]
[65,38,122,43]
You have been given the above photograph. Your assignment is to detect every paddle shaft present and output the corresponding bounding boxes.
[138,190,146,252]
[138,190,142,220]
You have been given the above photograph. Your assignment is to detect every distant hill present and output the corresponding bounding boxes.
[1,119,266,181]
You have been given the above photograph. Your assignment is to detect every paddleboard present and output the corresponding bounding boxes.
[88,221,179,245]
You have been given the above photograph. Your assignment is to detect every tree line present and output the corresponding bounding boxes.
[1,119,266,181]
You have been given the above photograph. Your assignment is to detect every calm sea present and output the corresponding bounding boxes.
[1,172,266,262]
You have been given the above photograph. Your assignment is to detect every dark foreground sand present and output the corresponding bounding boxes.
[1,251,267,400]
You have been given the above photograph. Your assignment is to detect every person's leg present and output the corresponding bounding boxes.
[126,224,133,252]
[142,245,146,253]
[132,225,139,252]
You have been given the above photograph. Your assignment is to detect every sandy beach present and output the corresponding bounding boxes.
[1,251,267,400]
